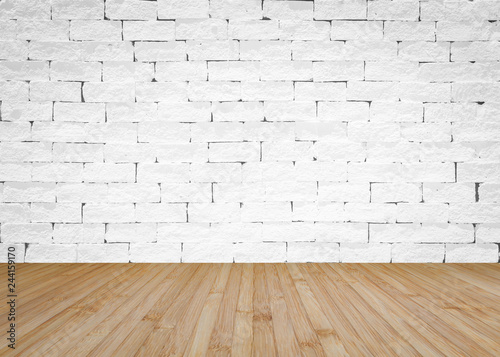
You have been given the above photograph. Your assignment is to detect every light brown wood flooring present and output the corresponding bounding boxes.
[1,263,499,356]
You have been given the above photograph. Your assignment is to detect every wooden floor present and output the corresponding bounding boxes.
[1,264,499,356]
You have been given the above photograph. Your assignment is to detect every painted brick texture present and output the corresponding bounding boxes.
[0,0,499,263]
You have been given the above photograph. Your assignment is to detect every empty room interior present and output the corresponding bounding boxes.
[0,0,499,355]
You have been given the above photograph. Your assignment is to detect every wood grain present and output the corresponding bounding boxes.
[1,263,499,356]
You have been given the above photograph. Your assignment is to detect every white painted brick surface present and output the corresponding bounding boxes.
[0,0,499,263]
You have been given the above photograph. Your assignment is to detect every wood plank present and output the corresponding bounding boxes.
[252,264,277,357]
[206,264,242,357]
[158,263,223,356]
[286,264,349,356]
[264,264,302,357]
[231,263,254,356]
[274,264,325,357]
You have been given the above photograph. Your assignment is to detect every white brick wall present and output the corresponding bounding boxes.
[0,0,499,263]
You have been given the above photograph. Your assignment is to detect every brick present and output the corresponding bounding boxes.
[83,203,135,223]
[3,182,55,203]
[292,40,344,60]
[340,243,391,263]
[208,61,260,81]
[137,163,191,183]
[51,61,101,81]
[0,122,31,142]
[371,183,421,203]
[0,244,25,263]
[138,122,189,143]
[397,203,449,223]
[240,40,291,60]
[183,243,234,263]
[0,142,51,163]
[233,242,286,263]
[293,202,344,222]
[54,103,105,123]
[314,0,366,20]
[241,202,291,222]
[264,1,313,20]
[229,20,280,40]
[130,243,181,263]
[135,42,186,61]
[479,184,500,203]
[0,61,48,81]
[106,103,157,122]
[54,223,105,244]
[449,203,500,223]
[78,243,129,262]
[476,224,500,243]
[31,202,82,223]
[32,163,84,182]
[0,20,16,40]
[295,82,346,101]
[123,21,175,41]
[189,81,241,101]
[26,244,77,263]
[279,20,331,41]
[288,242,340,262]
[243,81,295,101]
[106,223,157,243]
[176,19,227,40]
[213,101,263,122]
[451,41,500,61]
[105,0,157,20]
[423,183,475,203]
[189,203,240,223]
[370,102,422,122]
[162,183,212,203]
[392,244,445,263]
[445,244,498,263]
[186,40,238,60]
[0,80,29,101]
[156,61,207,81]
[421,1,500,21]
[399,41,449,62]
[331,20,383,40]
[103,62,154,83]
[70,20,121,41]
[83,82,135,103]
[370,223,474,244]
[0,41,29,60]
[319,182,370,203]
[136,82,187,102]
[2,223,52,244]
[209,0,262,20]
[52,0,103,19]
[158,0,209,19]
[0,203,30,223]
[457,163,500,183]
[437,21,500,41]
[17,20,69,41]
[209,142,260,163]
[313,61,364,81]
[56,183,107,203]
[368,0,419,20]
[30,81,81,102]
